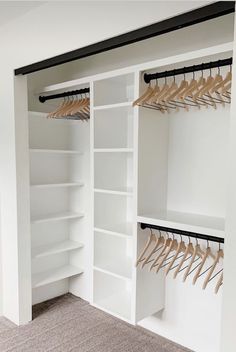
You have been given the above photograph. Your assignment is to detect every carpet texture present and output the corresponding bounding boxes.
[0,294,192,352]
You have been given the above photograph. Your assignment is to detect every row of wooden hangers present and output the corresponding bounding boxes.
[136,229,223,294]
[133,66,232,113]
[47,93,90,121]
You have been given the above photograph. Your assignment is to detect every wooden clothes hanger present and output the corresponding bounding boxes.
[215,272,223,294]
[141,231,164,269]
[136,229,156,267]
[202,247,224,290]
[149,232,171,271]
[173,238,195,279]
[165,235,186,275]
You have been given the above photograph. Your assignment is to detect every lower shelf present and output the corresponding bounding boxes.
[93,289,131,322]
[32,265,83,288]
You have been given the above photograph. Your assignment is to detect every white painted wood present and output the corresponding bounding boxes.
[93,269,132,322]
[93,101,132,110]
[31,211,84,224]
[137,212,225,238]
[94,148,134,153]
[94,231,132,279]
[94,188,133,196]
[30,148,83,155]
[94,227,132,239]
[32,265,83,288]
[94,105,133,149]
[31,182,84,188]
[220,15,236,352]
[32,240,83,259]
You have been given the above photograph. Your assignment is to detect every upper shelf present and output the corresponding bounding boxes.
[137,210,225,238]
[30,149,83,155]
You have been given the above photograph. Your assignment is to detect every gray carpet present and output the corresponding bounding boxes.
[0,294,192,352]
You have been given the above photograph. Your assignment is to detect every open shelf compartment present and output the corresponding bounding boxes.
[94,104,133,149]
[93,269,132,322]
[93,74,134,106]
[94,231,132,279]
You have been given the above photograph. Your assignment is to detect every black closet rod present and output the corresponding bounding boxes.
[39,88,90,103]
[143,57,233,84]
[140,223,224,244]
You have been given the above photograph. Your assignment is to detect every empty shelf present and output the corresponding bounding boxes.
[30,148,83,155]
[31,211,84,224]
[31,182,84,189]
[94,148,133,153]
[94,257,132,280]
[93,101,133,110]
[94,223,133,237]
[32,265,83,288]
[32,240,84,259]
[94,187,133,196]
[137,210,225,238]
[93,288,131,322]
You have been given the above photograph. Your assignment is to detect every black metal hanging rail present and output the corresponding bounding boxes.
[39,88,90,103]
[140,223,224,244]
[143,57,233,84]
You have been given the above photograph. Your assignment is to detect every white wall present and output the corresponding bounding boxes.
[0,0,211,327]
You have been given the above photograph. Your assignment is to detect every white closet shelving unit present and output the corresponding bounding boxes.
[29,108,90,304]
[25,29,234,350]
[91,73,137,323]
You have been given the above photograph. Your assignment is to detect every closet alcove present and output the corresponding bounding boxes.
[21,11,235,352]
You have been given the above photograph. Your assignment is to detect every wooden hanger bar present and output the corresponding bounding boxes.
[144,58,233,84]
[39,88,90,103]
[14,2,234,75]
[140,223,224,244]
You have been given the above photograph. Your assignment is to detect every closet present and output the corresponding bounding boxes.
[16,8,235,352]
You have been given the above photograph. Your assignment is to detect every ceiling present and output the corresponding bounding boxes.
[0,1,46,27]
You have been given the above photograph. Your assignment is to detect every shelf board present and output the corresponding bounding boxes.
[32,240,84,259]
[94,187,133,196]
[93,101,132,110]
[94,260,132,281]
[32,265,83,288]
[31,182,84,189]
[94,223,133,237]
[30,148,83,155]
[31,211,84,224]
[94,227,132,239]
[137,210,225,238]
[94,148,133,153]
[93,288,131,322]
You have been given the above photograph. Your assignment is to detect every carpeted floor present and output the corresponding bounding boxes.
[0,294,192,352]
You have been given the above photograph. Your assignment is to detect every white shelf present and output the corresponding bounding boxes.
[93,288,131,322]
[30,148,83,155]
[94,148,133,153]
[93,101,133,110]
[31,211,84,224]
[94,227,131,239]
[94,223,133,237]
[31,182,84,189]
[137,210,225,238]
[32,240,84,259]
[94,259,132,281]
[32,265,83,288]
[94,187,133,196]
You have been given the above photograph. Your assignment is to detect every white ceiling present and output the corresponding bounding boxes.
[0,1,46,27]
